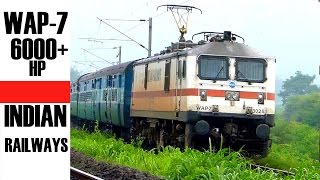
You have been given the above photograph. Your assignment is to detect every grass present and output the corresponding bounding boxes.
[71,129,320,179]
[255,116,320,168]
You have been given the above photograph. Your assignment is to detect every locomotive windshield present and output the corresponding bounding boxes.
[236,58,266,83]
[198,55,228,80]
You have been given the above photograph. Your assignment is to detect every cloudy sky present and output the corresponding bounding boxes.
[71,0,320,83]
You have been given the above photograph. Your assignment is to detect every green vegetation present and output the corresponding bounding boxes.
[71,127,319,179]
[278,71,319,105]
[71,66,82,83]
[71,68,320,179]
[283,92,320,127]
[254,114,320,179]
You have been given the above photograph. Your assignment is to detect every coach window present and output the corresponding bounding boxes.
[96,78,101,89]
[118,75,122,88]
[107,75,112,87]
[164,60,171,91]
[112,75,117,87]
[92,80,95,89]
[84,83,87,91]
[111,89,117,102]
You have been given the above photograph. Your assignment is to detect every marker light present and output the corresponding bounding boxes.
[258,92,265,104]
[200,89,207,101]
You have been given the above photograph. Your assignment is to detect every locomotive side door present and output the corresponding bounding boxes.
[164,59,177,119]
[176,56,186,115]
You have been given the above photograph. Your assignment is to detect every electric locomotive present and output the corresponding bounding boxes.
[131,31,275,157]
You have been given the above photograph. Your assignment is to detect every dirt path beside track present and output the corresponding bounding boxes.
[70,149,161,180]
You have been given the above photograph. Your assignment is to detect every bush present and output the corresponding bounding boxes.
[256,116,319,172]
[283,93,320,127]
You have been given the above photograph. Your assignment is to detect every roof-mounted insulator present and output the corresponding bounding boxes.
[192,31,245,44]
[224,31,232,41]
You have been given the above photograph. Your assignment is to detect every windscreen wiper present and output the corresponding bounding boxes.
[213,66,224,82]
[237,70,252,85]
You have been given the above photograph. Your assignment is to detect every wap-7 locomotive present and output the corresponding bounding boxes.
[71,31,275,157]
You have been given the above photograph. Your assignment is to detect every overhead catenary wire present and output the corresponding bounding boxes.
[81,48,115,65]
[75,0,192,68]
[116,21,147,35]
[74,61,107,63]
[85,48,120,50]
[97,17,149,51]
[79,37,133,42]
[73,61,99,69]
[105,0,191,39]
[82,51,99,69]
[102,18,147,22]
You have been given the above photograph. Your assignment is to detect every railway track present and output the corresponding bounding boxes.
[70,167,104,180]
[71,162,294,179]
[249,164,295,176]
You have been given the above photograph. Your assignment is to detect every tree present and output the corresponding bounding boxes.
[278,71,319,105]
[283,93,320,127]
[275,76,284,105]
[71,66,82,83]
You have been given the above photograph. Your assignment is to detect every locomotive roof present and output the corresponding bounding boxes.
[187,41,268,58]
[78,61,134,82]
[134,41,270,66]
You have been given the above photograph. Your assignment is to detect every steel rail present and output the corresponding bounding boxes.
[249,164,295,176]
[70,167,104,180]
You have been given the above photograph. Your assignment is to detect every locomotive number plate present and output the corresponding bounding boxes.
[252,108,266,114]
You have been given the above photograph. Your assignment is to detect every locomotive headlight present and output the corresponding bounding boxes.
[258,92,265,104]
[225,91,240,101]
[232,93,239,100]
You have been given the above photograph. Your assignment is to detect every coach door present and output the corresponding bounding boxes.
[110,75,120,126]
[94,78,102,122]
[106,75,112,124]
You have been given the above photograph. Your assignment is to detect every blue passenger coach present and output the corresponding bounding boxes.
[71,61,135,129]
